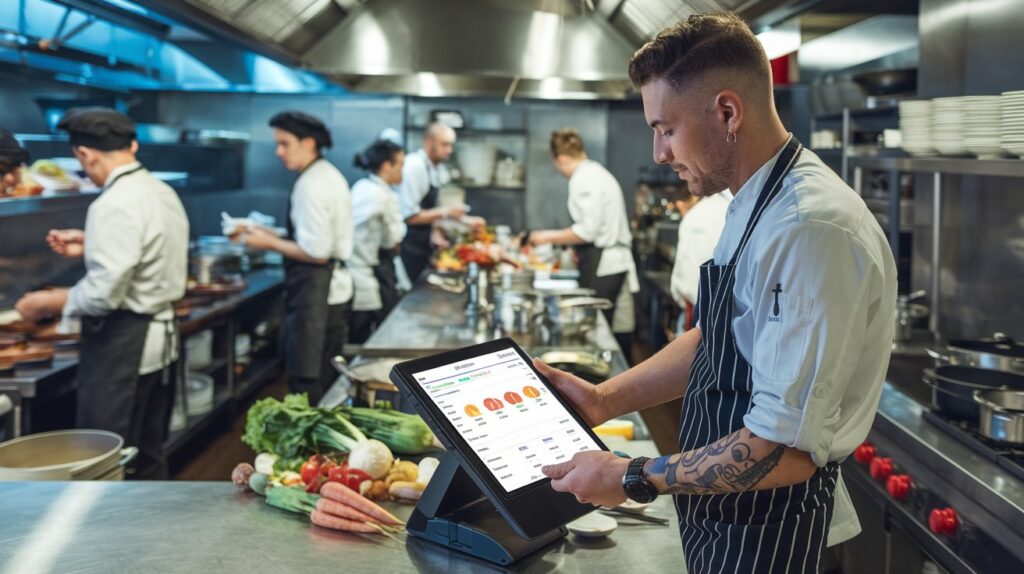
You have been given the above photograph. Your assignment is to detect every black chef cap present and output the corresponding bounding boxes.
[0,128,29,172]
[269,111,332,151]
[56,107,136,152]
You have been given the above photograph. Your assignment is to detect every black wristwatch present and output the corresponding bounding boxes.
[622,456,658,503]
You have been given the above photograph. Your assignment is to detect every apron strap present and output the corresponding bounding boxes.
[727,135,803,266]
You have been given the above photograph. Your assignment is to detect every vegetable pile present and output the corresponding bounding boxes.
[234,393,443,537]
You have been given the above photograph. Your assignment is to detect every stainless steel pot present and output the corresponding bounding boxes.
[973,389,1024,445]
[922,366,1024,422]
[928,333,1024,375]
[535,296,613,342]
[0,429,137,481]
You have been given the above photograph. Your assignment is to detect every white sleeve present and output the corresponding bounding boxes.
[567,178,601,243]
[741,221,883,466]
[382,190,407,248]
[670,218,698,305]
[398,157,429,220]
[291,177,335,261]
[64,199,143,317]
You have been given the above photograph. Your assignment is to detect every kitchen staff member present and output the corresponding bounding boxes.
[527,129,638,354]
[534,14,897,573]
[397,122,478,281]
[670,190,732,330]
[16,108,188,479]
[0,128,30,194]
[238,111,352,404]
[349,139,406,343]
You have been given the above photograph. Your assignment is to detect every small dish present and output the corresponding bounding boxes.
[567,512,618,538]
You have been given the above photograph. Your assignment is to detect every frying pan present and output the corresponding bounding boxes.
[923,365,1024,422]
[852,68,917,96]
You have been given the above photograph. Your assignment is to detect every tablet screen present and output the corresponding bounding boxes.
[411,347,603,493]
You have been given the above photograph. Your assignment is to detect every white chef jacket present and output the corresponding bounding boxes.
[711,144,898,545]
[62,162,189,375]
[670,190,732,306]
[567,160,638,293]
[291,159,353,305]
[350,175,406,312]
[398,148,450,220]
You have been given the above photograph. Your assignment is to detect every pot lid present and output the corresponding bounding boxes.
[948,334,1024,359]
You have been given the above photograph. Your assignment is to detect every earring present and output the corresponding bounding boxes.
[726,131,737,143]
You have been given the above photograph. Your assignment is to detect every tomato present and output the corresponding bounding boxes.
[300,459,321,484]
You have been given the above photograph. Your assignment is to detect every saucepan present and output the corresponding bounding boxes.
[973,389,1024,445]
[0,429,138,481]
[922,365,1024,422]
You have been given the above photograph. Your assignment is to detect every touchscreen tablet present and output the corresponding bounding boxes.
[407,344,604,494]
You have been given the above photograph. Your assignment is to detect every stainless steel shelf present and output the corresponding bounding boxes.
[850,156,1024,177]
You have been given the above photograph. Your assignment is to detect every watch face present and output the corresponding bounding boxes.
[624,477,658,503]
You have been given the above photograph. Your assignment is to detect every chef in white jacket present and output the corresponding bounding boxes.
[238,111,352,404]
[349,139,407,343]
[670,190,732,331]
[16,108,188,479]
[528,129,639,356]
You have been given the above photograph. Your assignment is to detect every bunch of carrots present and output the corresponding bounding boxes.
[242,464,406,539]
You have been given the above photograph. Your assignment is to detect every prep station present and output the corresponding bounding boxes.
[3,0,1024,572]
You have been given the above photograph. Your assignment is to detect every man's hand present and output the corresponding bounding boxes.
[527,230,549,246]
[462,215,486,228]
[46,229,85,258]
[533,358,610,426]
[430,226,450,248]
[235,226,280,251]
[445,205,468,219]
[542,450,629,507]
[15,289,68,322]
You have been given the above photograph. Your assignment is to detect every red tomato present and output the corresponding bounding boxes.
[305,475,326,493]
[327,466,348,484]
[300,459,321,484]
[319,460,338,477]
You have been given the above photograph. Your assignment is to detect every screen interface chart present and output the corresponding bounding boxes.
[412,349,602,492]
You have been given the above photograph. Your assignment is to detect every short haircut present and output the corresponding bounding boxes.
[424,122,455,142]
[269,111,332,151]
[627,12,770,93]
[550,128,585,159]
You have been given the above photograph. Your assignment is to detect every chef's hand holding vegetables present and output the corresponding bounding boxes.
[231,393,441,537]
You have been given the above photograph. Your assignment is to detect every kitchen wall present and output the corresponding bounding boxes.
[912,0,1024,339]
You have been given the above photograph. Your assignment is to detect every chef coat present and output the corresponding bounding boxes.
[670,190,732,305]
[567,159,639,292]
[711,144,898,545]
[61,162,189,375]
[398,148,450,220]
[350,175,406,311]
[290,159,353,305]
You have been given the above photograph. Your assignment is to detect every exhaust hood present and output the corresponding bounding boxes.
[302,0,637,99]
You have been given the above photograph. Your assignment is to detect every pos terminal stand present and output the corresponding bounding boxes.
[406,453,567,565]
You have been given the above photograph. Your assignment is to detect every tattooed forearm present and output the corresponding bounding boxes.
[645,429,800,496]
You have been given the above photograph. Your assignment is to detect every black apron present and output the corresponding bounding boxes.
[575,242,629,326]
[373,248,399,316]
[675,136,840,573]
[400,180,440,283]
[283,160,344,380]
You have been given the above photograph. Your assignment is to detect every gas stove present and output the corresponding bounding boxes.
[922,410,1024,483]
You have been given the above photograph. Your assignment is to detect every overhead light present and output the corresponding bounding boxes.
[798,15,917,73]
[757,19,800,60]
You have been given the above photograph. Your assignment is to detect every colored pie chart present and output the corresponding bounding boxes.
[523,385,541,399]
[483,397,504,411]
[464,404,481,417]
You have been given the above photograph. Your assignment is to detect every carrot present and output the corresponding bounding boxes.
[310,510,380,533]
[316,497,379,525]
[320,481,404,526]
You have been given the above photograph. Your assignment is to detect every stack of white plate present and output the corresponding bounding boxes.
[932,97,969,156]
[962,96,1004,158]
[1001,90,1024,158]
[899,100,934,156]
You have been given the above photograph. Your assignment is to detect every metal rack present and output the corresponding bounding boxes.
[850,155,1024,336]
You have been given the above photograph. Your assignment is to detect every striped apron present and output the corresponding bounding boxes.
[676,136,839,574]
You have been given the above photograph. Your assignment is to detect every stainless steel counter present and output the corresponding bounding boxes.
[360,278,620,358]
[0,440,685,574]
